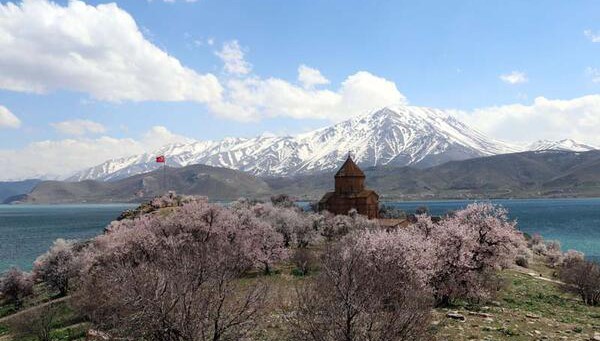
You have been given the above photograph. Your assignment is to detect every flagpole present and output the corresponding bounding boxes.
[163,158,167,193]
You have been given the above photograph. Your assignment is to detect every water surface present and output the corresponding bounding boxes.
[1,198,600,272]
[0,204,135,271]
[386,198,600,260]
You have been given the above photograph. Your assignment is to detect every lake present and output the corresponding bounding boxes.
[385,198,600,261]
[0,204,136,272]
[1,198,600,272]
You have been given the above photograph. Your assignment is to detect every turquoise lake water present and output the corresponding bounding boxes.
[0,204,136,272]
[1,198,599,272]
[385,198,600,261]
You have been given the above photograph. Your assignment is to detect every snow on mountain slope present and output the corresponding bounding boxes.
[527,139,597,152]
[68,106,523,181]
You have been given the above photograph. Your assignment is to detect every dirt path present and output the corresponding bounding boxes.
[0,296,70,324]
[512,266,565,285]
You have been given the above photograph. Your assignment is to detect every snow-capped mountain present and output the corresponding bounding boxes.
[68,106,523,181]
[527,139,597,152]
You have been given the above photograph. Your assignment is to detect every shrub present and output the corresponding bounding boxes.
[33,239,81,296]
[378,204,407,219]
[270,194,295,208]
[530,233,544,247]
[532,242,547,256]
[319,211,378,241]
[8,304,60,341]
[290,231,432,341]
[250,203,319,248]
[560,258,600,306]
[545,241,563,267]
[562,250,585,267]
[0,267,33,308]
[426,203,524,305]
[515,246,533,268]
[291,248,315,276]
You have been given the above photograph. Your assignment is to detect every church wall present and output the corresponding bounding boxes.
[334,176,365,195]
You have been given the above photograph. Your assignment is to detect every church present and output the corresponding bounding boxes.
[318,155,380,219]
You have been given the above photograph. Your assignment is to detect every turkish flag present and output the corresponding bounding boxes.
[156,155,165,163]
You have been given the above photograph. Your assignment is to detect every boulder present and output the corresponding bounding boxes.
[86,329,110,341]
[446,312,466,321]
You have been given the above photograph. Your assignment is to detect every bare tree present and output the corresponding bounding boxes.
[560,258,600,306]
[290,233,432,341]
[8,304,61,341]
[0,267,33,308]
[76,201,271,341]
[33,239,81,296]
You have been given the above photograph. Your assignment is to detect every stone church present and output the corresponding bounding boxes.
[318,155,379,219]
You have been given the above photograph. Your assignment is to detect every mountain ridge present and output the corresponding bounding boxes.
[68,106,524,181]
[11,150,600,204]
[7,164,271,204]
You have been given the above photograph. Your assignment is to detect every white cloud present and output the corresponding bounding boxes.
[0,0,222,102]
[584,29,600,43]
[0,126,194,180]
[142,125,195,150]
[0,1,405,123]
[210,70,407,122]
[454,95,600,145]
[215,40,252,75]
[51,119,106,136]
[586,67,600,83]
[0,105,21,129]
[499,71,528,84]
[298,65,330,88]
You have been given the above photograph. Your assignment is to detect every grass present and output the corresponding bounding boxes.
[431,258,600,340]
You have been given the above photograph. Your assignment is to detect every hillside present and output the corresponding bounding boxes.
[8,150,600,204]
[0,180,41,202]
[267,150,600,200]
[7,164,271,204]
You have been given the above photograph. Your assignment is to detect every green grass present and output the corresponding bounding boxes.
[432,262,600,340]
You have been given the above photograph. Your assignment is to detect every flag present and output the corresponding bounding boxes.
[156,155,165,163]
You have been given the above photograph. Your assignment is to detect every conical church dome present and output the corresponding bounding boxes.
[335,155,365,178]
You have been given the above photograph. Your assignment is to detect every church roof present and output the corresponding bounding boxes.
[319,189,377,203]
[335,155,365,177]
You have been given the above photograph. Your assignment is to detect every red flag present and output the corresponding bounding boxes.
[156,155,165,163]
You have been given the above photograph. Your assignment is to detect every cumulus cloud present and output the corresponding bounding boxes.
[211,70,407,122]
[499,71,528,84]
[0,126,194,180]
[0,0,222,102]
[0,105,21,129]
[0,1,407,122]
[298,65,330,88]
[584,29,600,43]
[142,125,195,150]
[215,40,252,75]
[454,95,600,145]
[51,119,106,136]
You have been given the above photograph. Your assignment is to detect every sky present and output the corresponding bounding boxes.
[1,0,600,180]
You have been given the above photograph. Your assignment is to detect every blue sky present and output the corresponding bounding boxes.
[1,0,600,179]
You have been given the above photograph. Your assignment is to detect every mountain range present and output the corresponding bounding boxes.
[6,164,271,204]
[9,150,600,204]
[68,106,534,182]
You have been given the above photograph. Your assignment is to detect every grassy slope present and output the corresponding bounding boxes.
[1,257,599,340]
